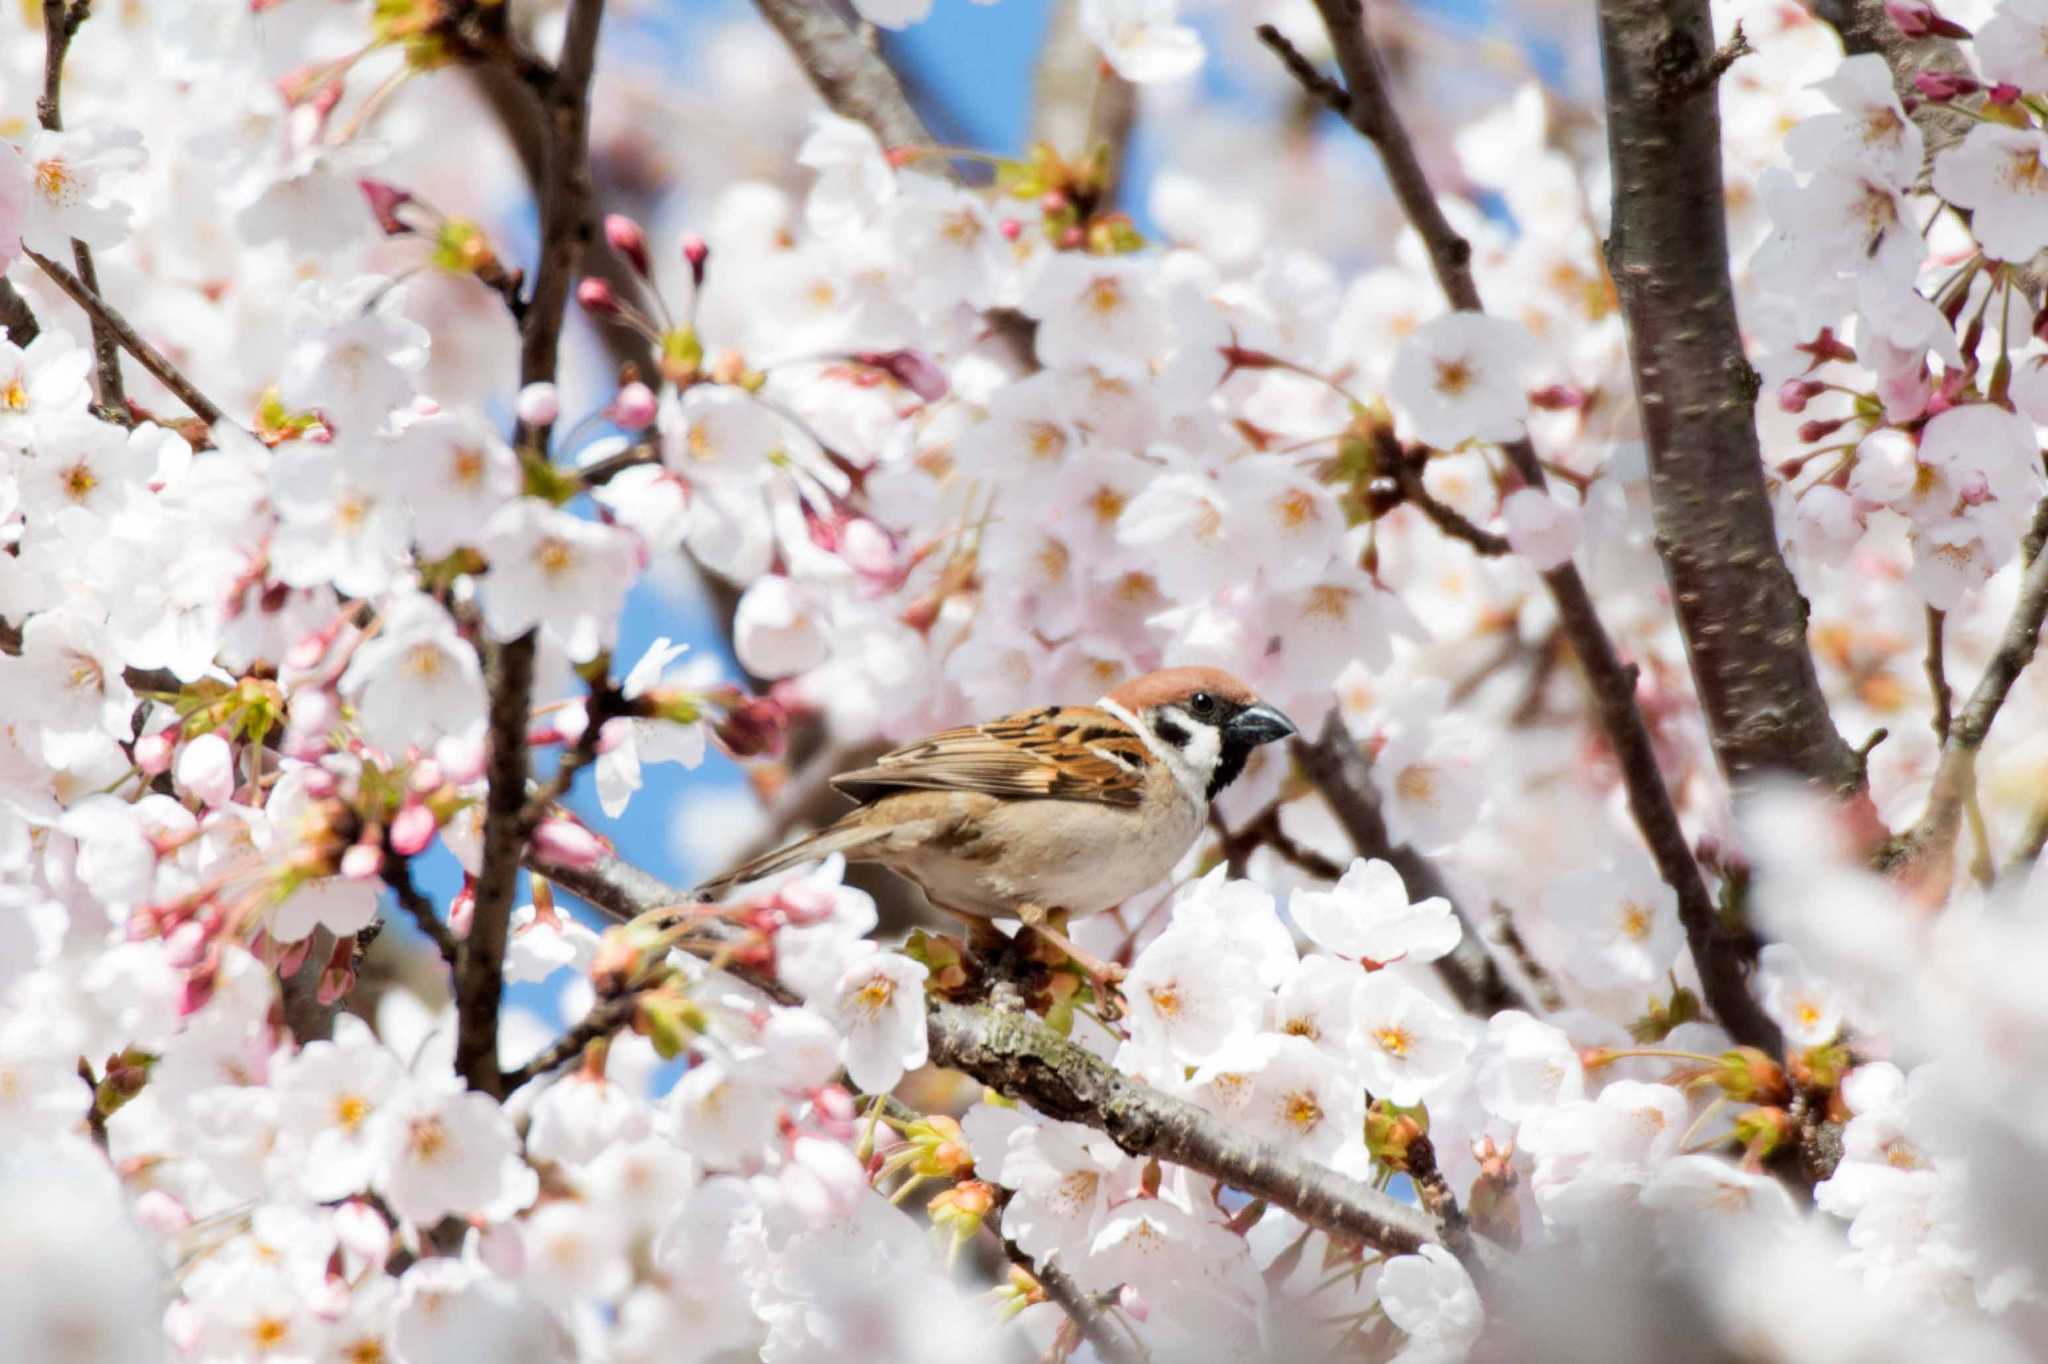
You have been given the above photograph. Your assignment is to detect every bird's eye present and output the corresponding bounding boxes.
[1189,692,1216,718]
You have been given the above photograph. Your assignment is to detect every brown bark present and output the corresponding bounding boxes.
[1597,0,1861,795]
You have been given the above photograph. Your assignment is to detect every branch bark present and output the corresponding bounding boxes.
[455,0,607,1099]
[1002,1236,1147,1364]
[1293,714,1529,1017]
[1898,509,2048,867]
[0,281,39,346]
[1596,0,1860,795]
[753,0,944,157]
[38,0,125,416]
[1273,2,1786,1055]
[21,247,224,427]
[536,849,1462,1265]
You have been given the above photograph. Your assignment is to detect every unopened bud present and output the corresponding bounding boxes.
[1716,1047,1791,1104]
[1912,70,1979,101]
[1778,378,1824,413]
[610,381,657,431]
[515,382,560,428]
[680,232,708,286]
[854,349,949,403]
[576,277,620,317]
[1798,416,1850,443]
[339,842,384,881]
[997,218,1022,241]
[604,213,651,277]
[133,730,175,776]
[1987,82,2022,106]
[359,179,417,235]
[448,880,476,939]
[531,819,602,868]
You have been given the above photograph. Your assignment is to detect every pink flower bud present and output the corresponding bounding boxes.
[576,276,620,316]
[776,879,839,926]
[333,1200,392,1264]
[1912,70,1978,101]
[389,801,438,857]
[317,960,356,1005]
[854,349,949,403]
[1118,1285,1150,1322]
[176,733,237,808]
[340,842,384,881]
[515,382,560,428]
[604,213,651,277]
[276,935,314,977]
[1039,190,1069,215]
[1528,384,1586,411]
[301,766,341,800]
[408,759,445,793]
[1988,82,2022,106]
[531,819,602,868]
[449,881,476,939]
[1798,417,1849,443]
[132,1190,193,1238]
[1777,378,1823,413]
[359,179,416,236]
[133,730,175,776]
[610,381,658,431]
[163,920,210,969]
[814,1083,856,1124]
[1885,0,1969,36]
[680,231,709,285]
[998,218,1022,241]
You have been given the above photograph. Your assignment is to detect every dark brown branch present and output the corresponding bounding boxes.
[1280,0,1788,1054]
[459,631,536,1097]
[1254,24,1351,115]
[1002,1236,1147,1364]
[1596,0,1860,795]
[1389,454,1510,556]
[384,856,459,972]
[21,248,224,427]
[1218,803,1347,883]
[37,0,124,414]
[538,850,1460,1265]
[0,281,40,346]
[1925,607,1951,746]
[455,0,606,1099]
[1293,714,1528,1017]
[501,990,640,1094]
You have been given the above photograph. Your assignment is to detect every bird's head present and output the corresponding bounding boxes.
[1102,666,1297,803]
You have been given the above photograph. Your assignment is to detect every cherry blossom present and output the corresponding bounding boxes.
[1387,313,1533,448]
[1932,125,2048,261]
[1288,857,1461,965]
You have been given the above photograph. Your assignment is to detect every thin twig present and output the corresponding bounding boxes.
[1388,452,1509,556]
[1925,607,1951,746]
[1002,1236,1147,1364]
[455,0,607,1100]
[36,0,125,414]
[383,856,459,972]
[1217,803,1346,882]
[1488,901,1565,1013]
[21,248,224,427]
[1274,0,1786,1055]
[1900,511,2048,868]
[1293,714,1530,1017]
[500,991,641,1095]
[519,682,636,832]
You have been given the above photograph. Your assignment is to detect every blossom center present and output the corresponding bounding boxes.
[1373,1025,1412,1056]
[404,642,446,679]
[250,1317,291,1349]
[1147,982,1184,1019]
[1283,1091,1324,1131]
[1306,584,1352,621]
[1274,488,1316,529]
[1,379,25,410]
[406,1115,449,1163]
[343,1341,387,1364]
[1026,421,1067,462]
[1432,356,1474,396]
[450,446,485,486]
[1083,276,1124,316]
[1283,1015,1320,1040]
[334,1093,371,1133]
[35,157,75,205]
[2002,145,2048,195]
[1394,763,1436,805]
[854,974,895,1017]
[1617,902,1652,941]
[61,463,97,501]
[535,536,576,577]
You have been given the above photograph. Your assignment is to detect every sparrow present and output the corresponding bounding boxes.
[696,666,1297,999]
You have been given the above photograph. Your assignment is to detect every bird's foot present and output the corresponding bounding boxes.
[1016,905,1127,1022]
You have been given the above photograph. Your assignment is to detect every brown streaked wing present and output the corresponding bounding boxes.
[828,705,1148,807]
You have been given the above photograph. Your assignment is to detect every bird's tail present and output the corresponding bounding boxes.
[693,819,888,901]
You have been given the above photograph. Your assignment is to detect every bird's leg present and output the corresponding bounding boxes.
[1015,903,1126,1019]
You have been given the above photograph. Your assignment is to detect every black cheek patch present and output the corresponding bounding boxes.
[1208,737,1251,802]
[1153,715,1192,749]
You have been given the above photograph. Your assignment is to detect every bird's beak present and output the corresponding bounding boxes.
[1227,702,1297,747]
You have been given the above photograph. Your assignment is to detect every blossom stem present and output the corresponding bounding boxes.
[1000,1234,1148,1364]
[21,248,225,428]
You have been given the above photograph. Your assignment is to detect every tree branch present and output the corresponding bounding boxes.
[1273,0,1786,1054]
[383,856,459,973]
[1900,513,2048,866]
[536,849,1463,1265]
[1595,0,1860,794]
[21,247,224,427]
[753,0,946,159]
[1925,607,1951,746]
[500,990,640,1094]
[454,0,606,1099]
[0,281,39,346]
[1292,714,1529,1017]
[1002,1236,1147,1364]
[38,0,125,416]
